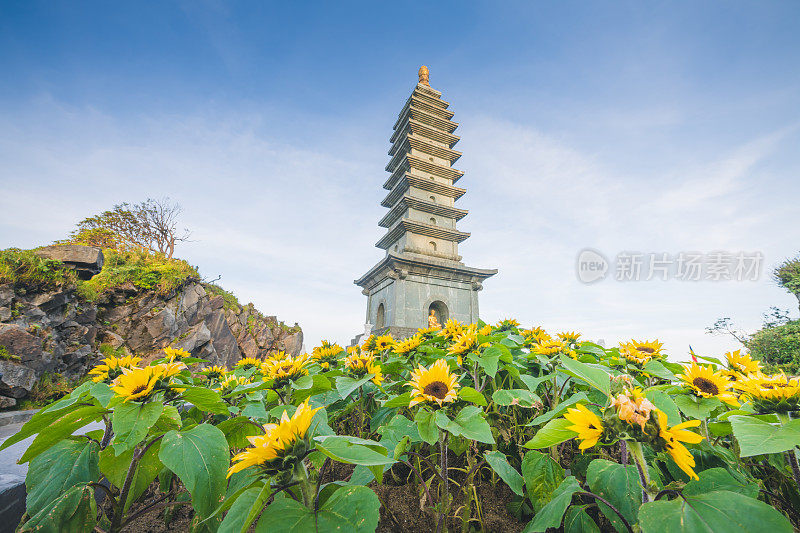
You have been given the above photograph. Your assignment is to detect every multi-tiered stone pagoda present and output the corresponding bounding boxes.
[354,66,497,340]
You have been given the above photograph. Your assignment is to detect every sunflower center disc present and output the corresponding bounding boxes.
[637,347,655,353]
[424,381,448,399]
[693,377,719,395]
[131,385,148,395]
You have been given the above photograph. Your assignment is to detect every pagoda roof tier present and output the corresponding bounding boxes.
[378,195,469,228]
[393,105,458,134]
[384,154,464,189]
[398,94,455,121]
[390,119,460,147]
[414,82,444,100]
[407,87,450,110]
[355,251,497,290]
[381,173,466,207]
[376,218,471,249]
[388,134,462,165]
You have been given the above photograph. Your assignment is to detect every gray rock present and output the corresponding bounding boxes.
[175,322,211,355]
[0,396,16,409]
[34,245,104,280]
[283,331,304,356]
[0,361,37,398]
[30,290,70,312]
[0,325,42,361]
[0,473,26,527]
[204,309,240,366]
[0,286,13,307]
[0,308,10,322]
[101,330,125,349]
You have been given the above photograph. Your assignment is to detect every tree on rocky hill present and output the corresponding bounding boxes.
[64,197,191,259]
[774,255,800,315]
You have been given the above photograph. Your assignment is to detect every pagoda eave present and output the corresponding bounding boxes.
[354,252,497,290]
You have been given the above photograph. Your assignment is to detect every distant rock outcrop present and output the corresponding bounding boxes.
[34,245,104,280]
[0,279,302,405]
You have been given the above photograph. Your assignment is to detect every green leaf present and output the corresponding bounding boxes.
[19,484,97,533]
[564,505,601,533]
[99,440,163,511]
[181,386,229,415]
[448,405,494,443]
[638,490,793,533]
[90,382,115,407]
[15,404,106,462]
[112,401,163,455]
[217,416,263,449]
[158,424,229,518]
[522,450,564,512]
[518,374,553,392]
[153,404,182,433]
[683,468,758,498]
[256,485,380,532]
[26,440,99,518]
[415,409,438,445]
[558,355,610,397]
[523,417,576,449]
[642,359,677,380]
[314,435,395,483]
[492,388,541,407]
[644,390,681,426]
[524,476,581,532]
[382,391,413,408]
[675,394,721,420]
[335,375,374,400]
[217,484,270,533]
[484,450,524,495]
[479,345,502,377]
[527,392,589,426]
[292,374,332,403]
[586,459,640,532]
[729,415,800,456]
[459,386,488,406]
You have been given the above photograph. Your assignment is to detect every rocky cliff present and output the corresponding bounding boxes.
[0,254,302,408]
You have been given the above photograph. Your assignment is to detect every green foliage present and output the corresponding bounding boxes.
[203,283,242,312]
[747,319,800,374]
[18,373,77,409]
[0,248,76,291]
[773,255,800,304]
[76,248,199,301]
[0,344,21,362]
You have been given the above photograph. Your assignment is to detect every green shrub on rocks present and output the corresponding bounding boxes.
[0,248,76,291]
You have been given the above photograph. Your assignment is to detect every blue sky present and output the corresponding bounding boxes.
[1,1,799,359]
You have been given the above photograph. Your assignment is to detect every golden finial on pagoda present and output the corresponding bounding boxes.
[418,65,430,86]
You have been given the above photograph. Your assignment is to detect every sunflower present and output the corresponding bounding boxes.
[154,361,187,379]
[394,334,423,355]
[417,325,441,336]
[217,374,251,393]
[360,334,376,352]
[373,335,395,352]
[678,362,740,406]
[227,399,322,478]
[478,324,494,337]
[312,343,342,369]
[441,319,463,340]
[262,354,310,385]
[163,347,190,361]
[533,339,566,356]
[725,350,761,374]
[495,319,520,332]
[611,387,656,433]
[88,354,142,383]
[620,339,663,365]
[344,352,383,386]
[734,372,800,413]
[563,404,604,451]
[111,366,161,402]
[235,357,263,370]
[199,365,227,381]
[557,331,582,344]
[448,324,479,358]
[655,409,703,480]
[265,350,289,362]
[408,359,459,408]
[521,328,551,347]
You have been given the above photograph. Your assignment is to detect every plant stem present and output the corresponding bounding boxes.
[787,448,800,494]
[436,431,450,533]
[293,460,314,508]
[627,441,651,503]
